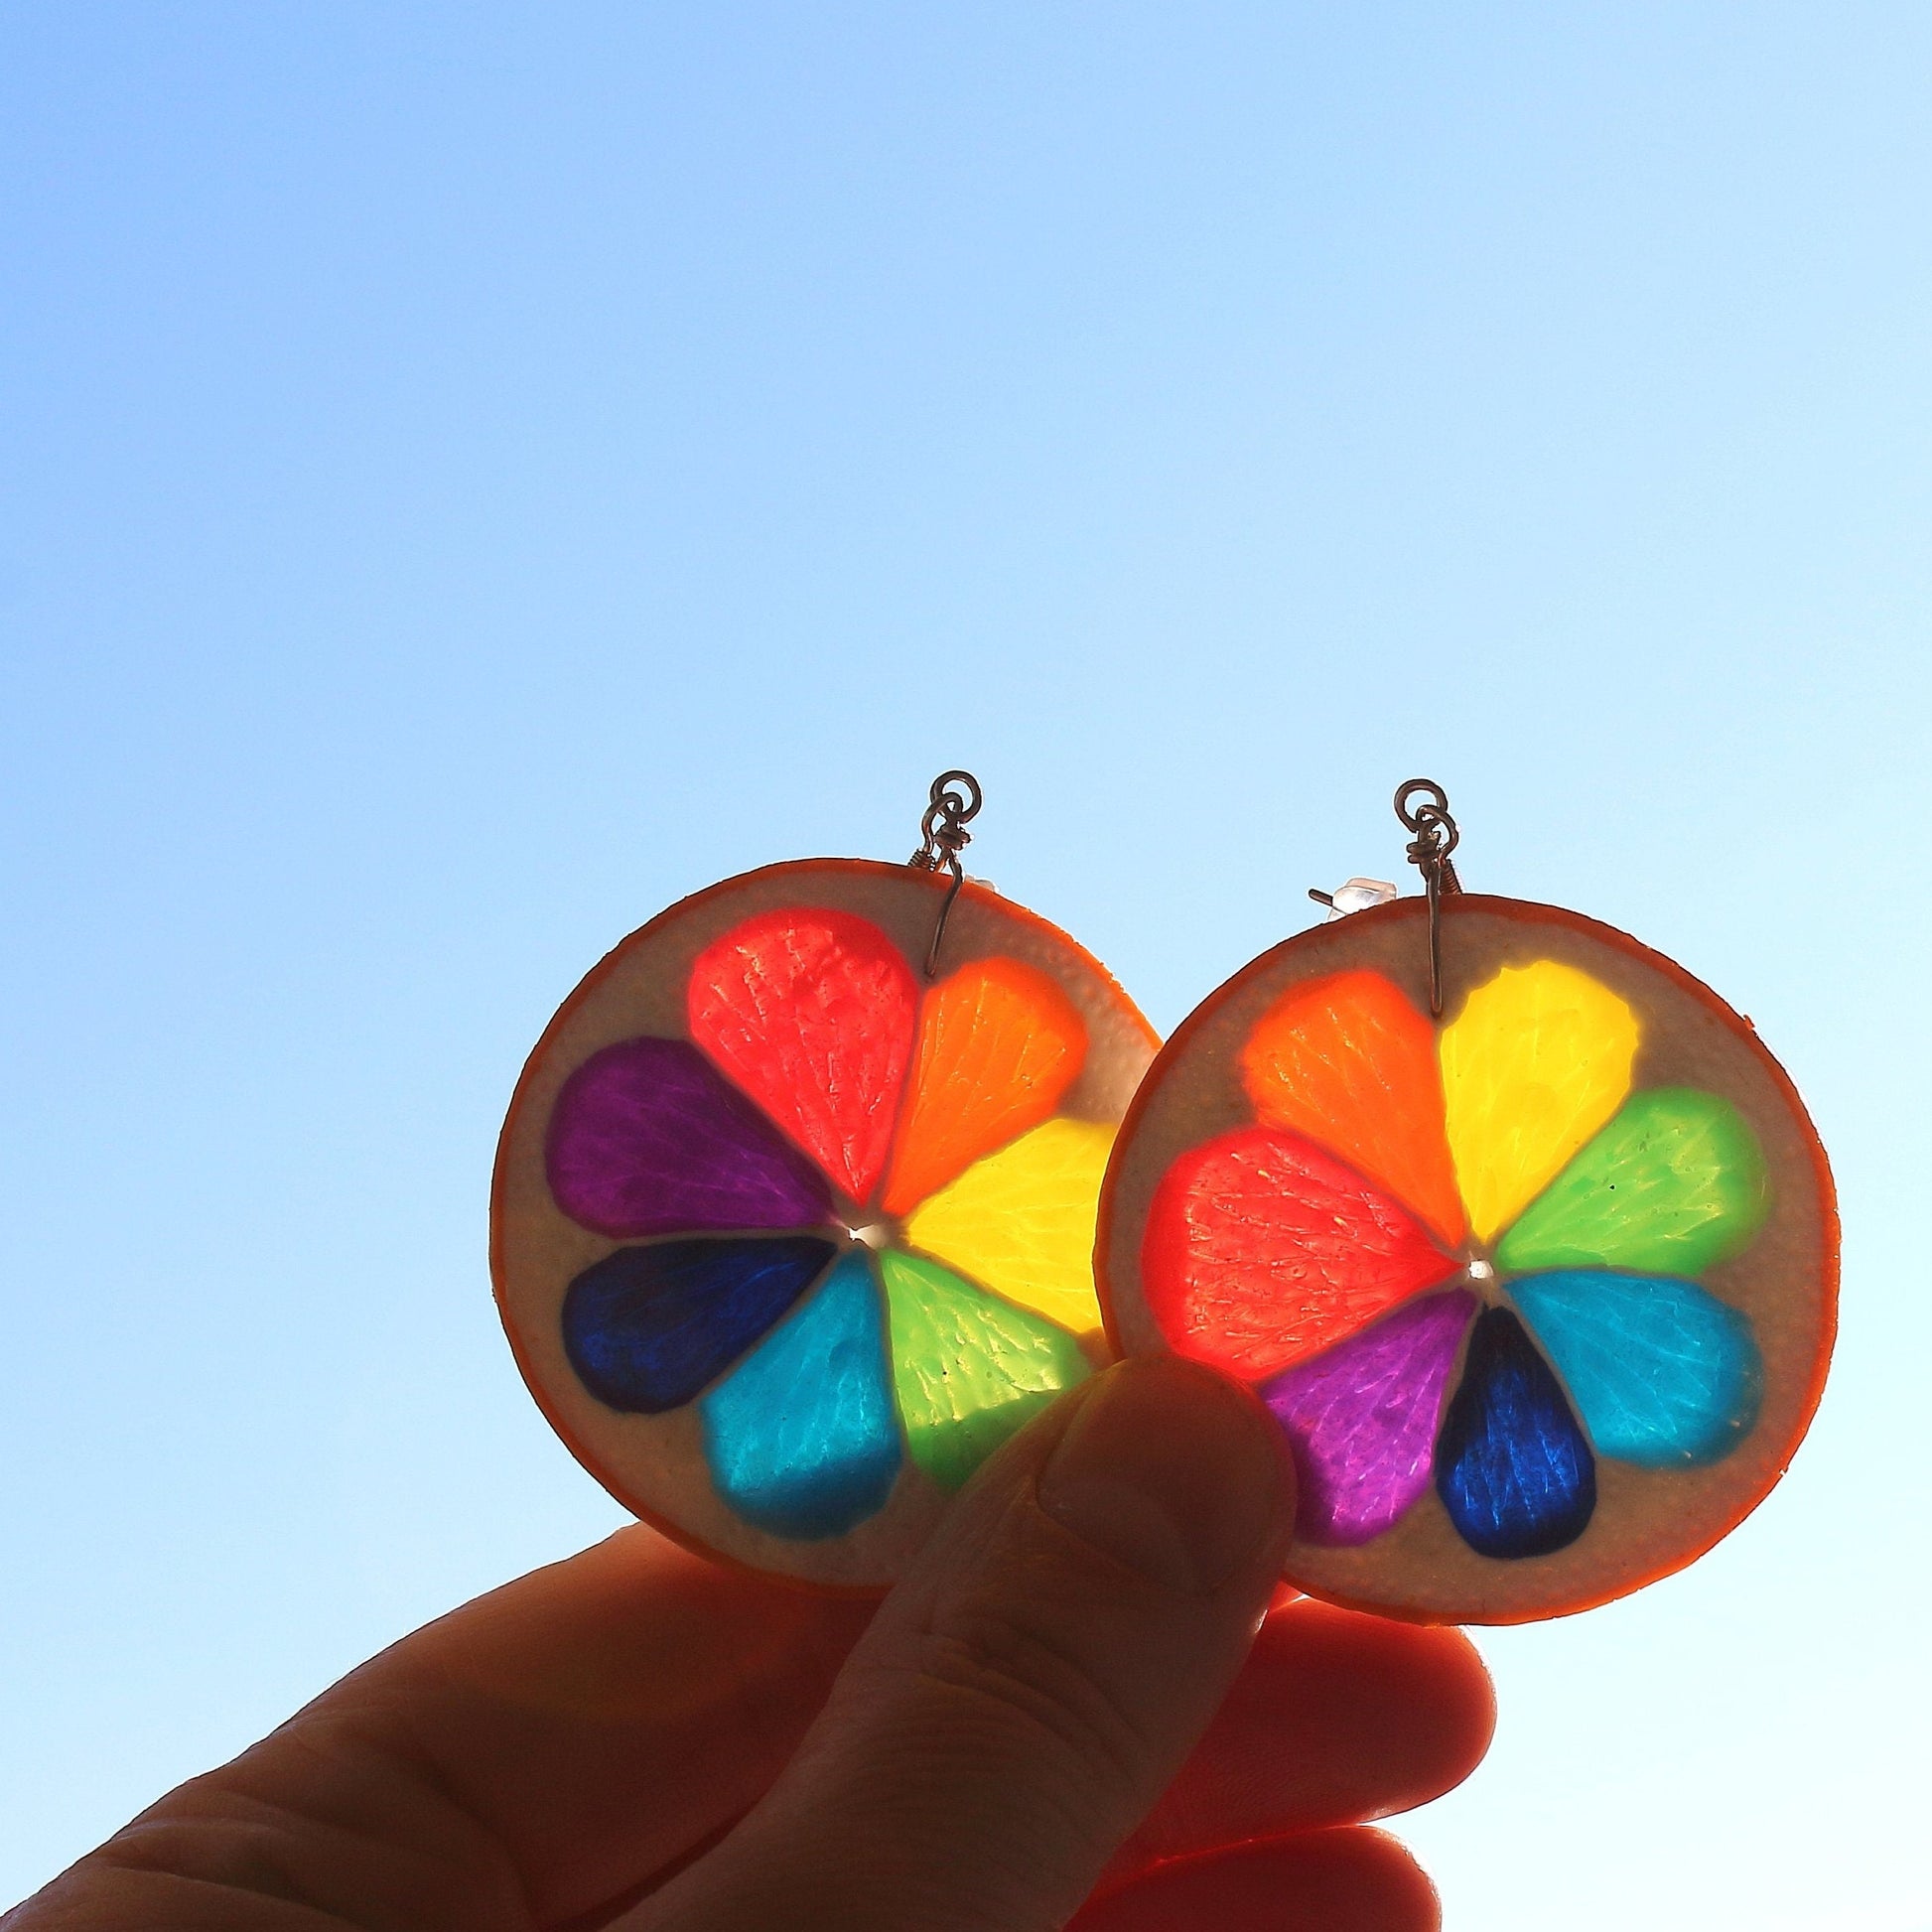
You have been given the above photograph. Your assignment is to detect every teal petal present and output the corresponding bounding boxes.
[699,1251,900,1537]
[1510,1270,1762,1467]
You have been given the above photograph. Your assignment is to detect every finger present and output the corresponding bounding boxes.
[22,1525,876,1932]
[1070,1828,1440,1932]
[1105,1596,1493,1882]
[308,1524,876,1923]
[630,1355,1298,1932]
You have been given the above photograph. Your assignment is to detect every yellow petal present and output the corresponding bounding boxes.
[1440,960,1638,1243]
[900,1117,1114,1331]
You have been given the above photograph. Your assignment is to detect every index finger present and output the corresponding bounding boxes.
[324,1524,875,1925]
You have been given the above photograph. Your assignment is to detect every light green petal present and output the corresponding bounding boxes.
[880,1249,1091,1492]
[1496,1088,1769,1278]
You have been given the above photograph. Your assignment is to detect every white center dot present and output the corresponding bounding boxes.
[1467,1258,1495,1282]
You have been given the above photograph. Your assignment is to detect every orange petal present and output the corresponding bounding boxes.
[1240,969,1466,1247]
[882,957,1088,1215]
[1142,1126,1460,1383]
[688,908,917,1204]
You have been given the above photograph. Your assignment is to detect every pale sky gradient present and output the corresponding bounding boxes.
[4,7,1929,1926]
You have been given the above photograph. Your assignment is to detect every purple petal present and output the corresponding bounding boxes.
[546,1037,832,1237]
[1261,1290,1476,1547]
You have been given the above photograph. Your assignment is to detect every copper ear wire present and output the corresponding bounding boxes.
[1394,778,1462,1017]
[908,769,982,979]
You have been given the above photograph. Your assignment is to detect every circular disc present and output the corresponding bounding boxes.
[1097,894,1837,1625]
[493,858,1158,1588]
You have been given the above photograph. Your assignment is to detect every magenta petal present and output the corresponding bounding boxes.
[546,1037,832,1237]
[1261,1290,1476,1547]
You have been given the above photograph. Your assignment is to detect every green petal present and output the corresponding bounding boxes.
[1497,1088,1769,1277]
[880,1249,1091,1492]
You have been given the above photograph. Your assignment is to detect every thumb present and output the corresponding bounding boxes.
[630,1355,1297,1932]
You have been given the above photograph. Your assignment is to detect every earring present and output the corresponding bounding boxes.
[493,772,1157,1587]
[1097,780,1837,1625]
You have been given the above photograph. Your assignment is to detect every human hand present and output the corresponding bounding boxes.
[7,1358,1492,1931]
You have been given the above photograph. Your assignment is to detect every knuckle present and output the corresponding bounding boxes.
[101,1807,302,1898]
[86,1766,526,1932]
[904,1601,1153,1808]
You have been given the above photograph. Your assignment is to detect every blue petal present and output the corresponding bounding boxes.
[1437,1308,1595,1559]
[1510,1270,1762,1467]
[562,1235,836,1414]
[700,1251,901,1539]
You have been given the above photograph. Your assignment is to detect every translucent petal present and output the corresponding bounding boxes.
[1436,1308,1595,1558]
[1141,1127,1460,1383]
[1510,1270,1763,1466]
[901,1117,1114,1331]
[1440,960,1639,1244]
[698,1251,900,1538]
[688,909,917,1205]
[1261,1291,1476,1546]
[546,1037,832,1237]
[1241,969,1465,1245]
[562,1235,838,1413]
[879,1249,1091,1491]
[882,957,1087,1215]
[1497,1088,1770,1277]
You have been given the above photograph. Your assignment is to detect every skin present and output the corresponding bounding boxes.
[5,1359,1494,1932]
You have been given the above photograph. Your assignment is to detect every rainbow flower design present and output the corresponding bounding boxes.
[546,906,1125,1540]
[1143,960,1770,1558]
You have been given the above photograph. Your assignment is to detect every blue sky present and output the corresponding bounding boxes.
[3,7,1929,1925]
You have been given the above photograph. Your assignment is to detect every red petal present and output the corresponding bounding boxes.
[688,909,917,1204]
[1142,1126,1460,1382]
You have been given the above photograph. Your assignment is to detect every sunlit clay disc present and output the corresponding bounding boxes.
[493,859,1158,1587]
[1097,895,1837,1625]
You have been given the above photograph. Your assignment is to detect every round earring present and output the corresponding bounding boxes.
[492,772,1157,1587]
[1097,780,1837,1625]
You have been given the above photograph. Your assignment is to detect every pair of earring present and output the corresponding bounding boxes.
[492,771,1836,1626]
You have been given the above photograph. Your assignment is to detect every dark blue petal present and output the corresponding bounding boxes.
[700,1252,901,1539]
[562,1235,837,1414]
[1436,1307,1595,1559]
